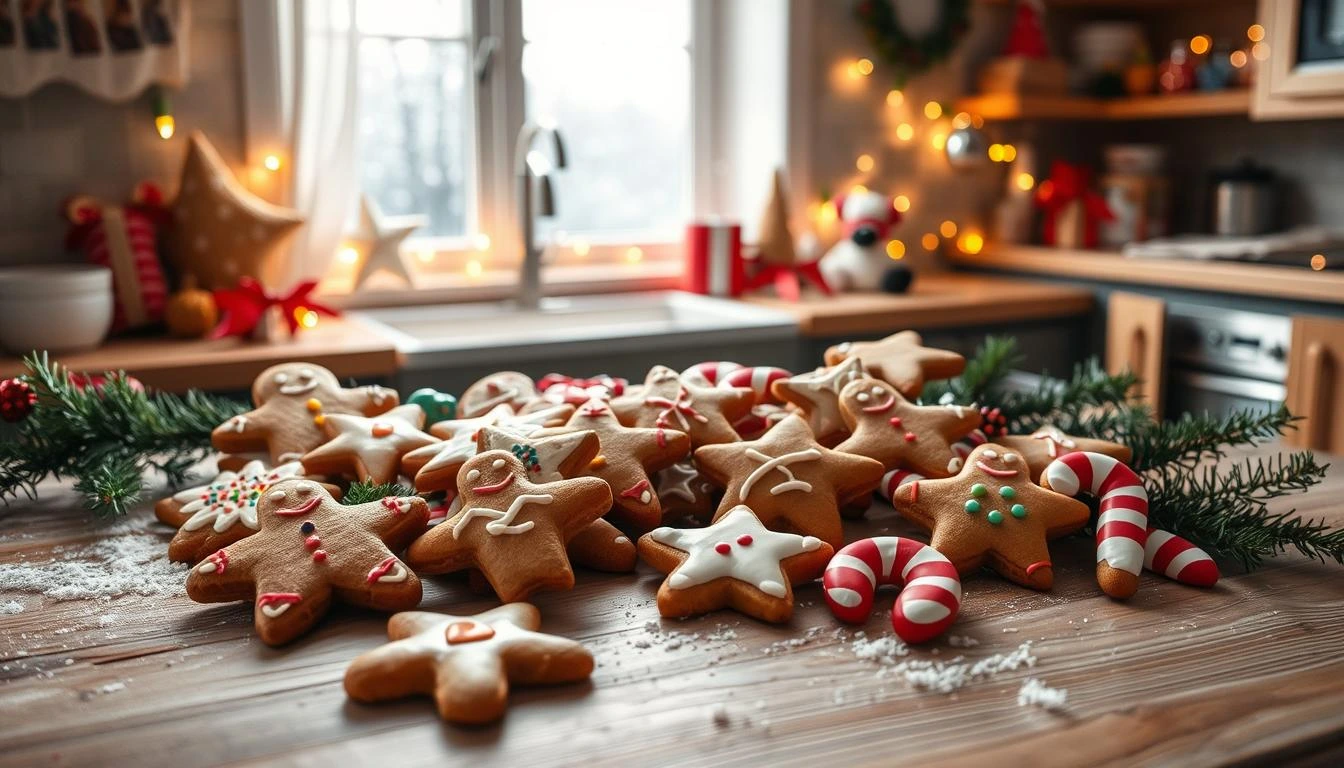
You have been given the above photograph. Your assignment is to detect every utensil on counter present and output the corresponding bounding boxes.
[1210,160,1279,236]
[0,264,114,355]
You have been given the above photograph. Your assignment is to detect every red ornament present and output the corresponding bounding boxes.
[67,372,146,395]
[979,405,1008,437]
[0,378,37,423]
[210,277,340,339]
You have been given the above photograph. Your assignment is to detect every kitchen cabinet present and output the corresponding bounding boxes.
[1106,292,1166,413]
[1285,315,1344,451]
[1253,0,1344,119]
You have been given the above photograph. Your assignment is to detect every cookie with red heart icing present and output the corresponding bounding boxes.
[610,365,752,449]
[834,377,981,477]
[300,404,439,485]
[889,443,1090,590]
[458,372,539,417]
[824,330,966,399]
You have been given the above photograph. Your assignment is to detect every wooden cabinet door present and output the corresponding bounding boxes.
[1253,0,1344,120]
[1106,292,1166,414]
[1285,316,1344,451]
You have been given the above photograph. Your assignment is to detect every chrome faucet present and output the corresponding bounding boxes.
[514,121,567,310]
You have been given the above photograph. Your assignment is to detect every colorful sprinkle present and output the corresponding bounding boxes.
[312,549,328,563]
[305,534,321,550]
[1010,503,1027,518]
[889,417,903,428]
[737,534,753,546]
[300,521,315,534]
[965,499,981,513]
[715,542,731,555]
[306,398,323,413]
[1000,486,1017,499]
[971,483,987,498]
[904,432,917,442]
[987,510,1004,525]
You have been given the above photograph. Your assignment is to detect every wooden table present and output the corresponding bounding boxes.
[2,445,1343,767]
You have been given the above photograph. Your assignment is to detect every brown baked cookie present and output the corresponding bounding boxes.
[185,478,428,646]
[997,426,1133,483]
[610,365,752,449]
[834,377,981,477]
[404,450,612,601]
[408,404,576,491]
[824,330,966,399]
[695,413,884,548]
[770,357,865,446]
[889,443,1090,590]
[654,460,718,526]
[343,603,593,724]
[638,505,834,623]
[156,460,341,564]
[459,372,538,417]
[212,362,398,464]
[300,404,439,485]
[541,398,690,530]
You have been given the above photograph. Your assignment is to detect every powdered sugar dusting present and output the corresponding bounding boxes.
[1018,677,1068,711]
[0,529,186,601]
[0,600,23,615]
[853,638,1039,695]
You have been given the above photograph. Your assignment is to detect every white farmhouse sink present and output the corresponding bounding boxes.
[352,291,798,370]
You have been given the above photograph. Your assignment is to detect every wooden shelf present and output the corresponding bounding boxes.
[955,90,1252,121]
[950,244,1344,305]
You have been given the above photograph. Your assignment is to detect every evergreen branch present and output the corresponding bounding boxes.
[1126,405,1297,472]
[1000,359,1137,433]
[344,480,417,506]
[72,455,146,518]
[922,336,1022,406]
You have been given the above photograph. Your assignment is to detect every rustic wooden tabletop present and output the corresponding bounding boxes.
[2,445,1342,767]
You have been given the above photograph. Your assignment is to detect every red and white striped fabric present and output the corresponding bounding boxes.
[719,366,791,405]
[1042,451,1149,598]
[1144,527,1220,587]
[823,536,961,643]
[78,206,167,332]
[680,361,744,388]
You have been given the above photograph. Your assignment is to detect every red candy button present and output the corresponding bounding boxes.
[714,542,732,555]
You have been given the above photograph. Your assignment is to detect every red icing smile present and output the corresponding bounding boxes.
[273,496,321,516]
[471,474,516,495]
[861,395,895,413]
[974,461,1018,478]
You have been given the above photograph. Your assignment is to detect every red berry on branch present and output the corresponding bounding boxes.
[0,377,37,423]
[979,405,1008,437]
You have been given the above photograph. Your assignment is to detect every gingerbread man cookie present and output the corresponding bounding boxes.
[407,404,575,491]
[834,378,981,477]
[889,443,1090,590]
[770,357,865,446]
[824,330,966,399]
[185,478,428,646]
[695,413,884,548]
[638,505,834,623]
[458,371,539,417]
[211,363,398,464]
[300,404,438,485]
[405,450,612,602]
[611,365,752,449]
[344,603,593,724]
[997,426,1133,482]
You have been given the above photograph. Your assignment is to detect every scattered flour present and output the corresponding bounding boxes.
[1018,677,1068,711]
[631,622,740,653]
[947,634,980,648]
[0,530,186,601]
[97,614,119,627]
[0,600,23,615]
[853,638,1039,695]
[98,681,127,694]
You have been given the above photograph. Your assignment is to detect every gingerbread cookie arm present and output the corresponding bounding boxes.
[327,548,422,611]
[343,637,438,704]
[349,495,431,550]
[210,415,270,455]
[546,476,614,541]
[335,384,400,416]
[567,519,636,573]
[496,631,595,685]
[185,540,263,602]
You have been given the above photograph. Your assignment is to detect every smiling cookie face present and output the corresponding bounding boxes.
[458,451,526,499]
[968,445,1028,483]
[841,378,900,415]
[257,478,328,525]
[459,372,538,418]
[833,377,980,477]
[253,363,343,403]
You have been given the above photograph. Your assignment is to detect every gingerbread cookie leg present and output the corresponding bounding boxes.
[567,519,637,573]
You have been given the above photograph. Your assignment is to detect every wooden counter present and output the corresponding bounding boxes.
[952,245,1344,305]
[741,272,1095,337]
[0,317,402,392]
[2,442,1342,765]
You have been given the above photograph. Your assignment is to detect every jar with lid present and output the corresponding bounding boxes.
[1099,145,1170,247]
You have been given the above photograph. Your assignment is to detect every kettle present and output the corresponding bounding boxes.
[1210,160,1278,236]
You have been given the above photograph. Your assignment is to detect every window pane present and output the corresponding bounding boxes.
[357,37,471,238]
[356,0,465,39]
[522,0,689,46]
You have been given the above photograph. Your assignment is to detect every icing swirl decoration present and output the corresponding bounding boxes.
[174,461,304,533]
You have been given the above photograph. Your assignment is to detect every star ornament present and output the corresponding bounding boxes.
[695,413,884,548]
[343,603,594,724]
[770,357,865,445]
[611,365,752,448]
[890,443,1090,590]
[638,505,834,623]
[349,195,427,290]
[834,377,981,477]
[184,478,428,646]
[824,330,966,399]
[301,404,439,485]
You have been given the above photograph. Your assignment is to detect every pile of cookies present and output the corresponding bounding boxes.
[155,333,1219,723]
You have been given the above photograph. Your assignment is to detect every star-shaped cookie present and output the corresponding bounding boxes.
[638,505,834,623]
[996,426,1133,483]
[654,460,718,525]
[611,365,752,448]
[459,371,539,417]
[405,450,612,601]
[834,377,981,477]
[407,404,576,492]
[770,357,865,446]
[695,413,884,548]
[824,330,966,399]
[301,404,438,485]
[211,362,399,464]
[889,443,1090,590]
[343,603,593,724]
[184,478,428,645]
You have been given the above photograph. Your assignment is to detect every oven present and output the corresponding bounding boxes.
[1164,304,1291,419]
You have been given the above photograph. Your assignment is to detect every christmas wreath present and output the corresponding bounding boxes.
[855,0,972,87]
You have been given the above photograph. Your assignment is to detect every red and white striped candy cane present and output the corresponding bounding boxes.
[1144,527,1220,587]
[719,366,791,404]
[680,361,744,388]
[1042,451,1149,599]
[823,537,961,644]
[879,468,924,503]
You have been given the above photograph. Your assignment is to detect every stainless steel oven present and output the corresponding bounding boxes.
[1165,304,1291,419]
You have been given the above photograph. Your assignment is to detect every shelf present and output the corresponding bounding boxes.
[955,90,1252,121]
[950,245,1344,305]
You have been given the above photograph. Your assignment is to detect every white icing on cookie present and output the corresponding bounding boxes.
[452,493,553,539]
[176,461,305,533]
[740,448,821,497]
[650,505,821,598]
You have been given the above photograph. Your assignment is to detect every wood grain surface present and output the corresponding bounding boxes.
[2,444,1342,767]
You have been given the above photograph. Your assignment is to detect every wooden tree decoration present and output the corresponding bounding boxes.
[743,169,831,301]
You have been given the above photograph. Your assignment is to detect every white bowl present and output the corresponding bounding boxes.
[0,265,114,355]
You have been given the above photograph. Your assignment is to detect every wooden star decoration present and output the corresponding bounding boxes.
[769,357,865,445]
[343,603,594,724]
[165,131,305,290]
[300,404,438,485]
[610,365,752,448]
[824,330,966,399]
[184,478,428,646]
[834,377,981,477]
[695,413,884,548]
[350,195,427,290]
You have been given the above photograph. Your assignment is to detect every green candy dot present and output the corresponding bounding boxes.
[971,483,987,498]
[964,499,981,513]
[999,486,1017,500]
[1010,504,1027,518]
[987,510,1005,525]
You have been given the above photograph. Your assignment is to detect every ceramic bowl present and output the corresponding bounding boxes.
[0,265,114,354]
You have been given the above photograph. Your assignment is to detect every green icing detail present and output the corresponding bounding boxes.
[1010,503,1027,518]
[987,510,1004,525]
[971,483,987,498]
[999,486,1017,499]
[964,499,981,513]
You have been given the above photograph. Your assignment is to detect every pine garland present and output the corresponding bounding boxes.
[344,480,417,506]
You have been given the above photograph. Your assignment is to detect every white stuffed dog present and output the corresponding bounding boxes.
[818,191,902,292]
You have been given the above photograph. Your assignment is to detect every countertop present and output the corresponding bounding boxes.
[1,443,1341,766]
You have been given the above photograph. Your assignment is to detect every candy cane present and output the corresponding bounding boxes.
[719,367,791,404]
[680,361,743,388]
[1144,527,1220,587]
[879,468,924,503]
[1042,451,1148,599]
[823,537,961,644]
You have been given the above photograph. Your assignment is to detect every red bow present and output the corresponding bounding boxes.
[211,277,340,339]
[1034,160,1113,248]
